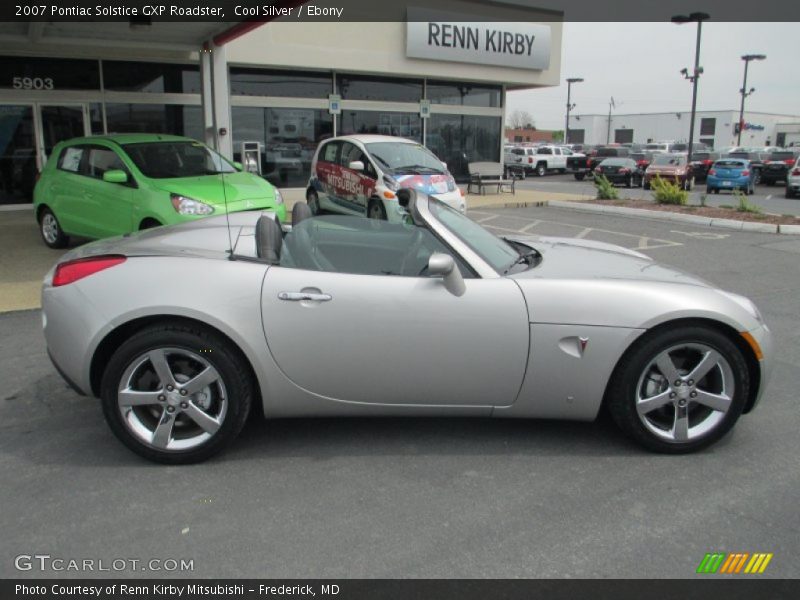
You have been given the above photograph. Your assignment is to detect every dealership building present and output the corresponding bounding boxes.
[0,4,562,205]
[567,110,800,149]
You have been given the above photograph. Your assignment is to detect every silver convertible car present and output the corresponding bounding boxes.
[42,189,772,463]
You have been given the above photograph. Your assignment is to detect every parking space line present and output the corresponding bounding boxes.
[519,220,542,233]
[472,209,683,250]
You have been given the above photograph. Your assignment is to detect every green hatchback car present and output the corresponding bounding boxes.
[34,134,286,248]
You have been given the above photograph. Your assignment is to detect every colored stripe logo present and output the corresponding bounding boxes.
[697,552,773,574]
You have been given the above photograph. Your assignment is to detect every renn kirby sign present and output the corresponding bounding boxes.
[406,8,551,71]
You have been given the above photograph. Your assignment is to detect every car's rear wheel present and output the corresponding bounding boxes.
[625,175,633,188]
[100,323,253,464]
[39,208,69,249]
[607,325,749,454]
[574,173,585,181]
[535,163,547,177]
[307,189,321,215]
[367,198,387,220]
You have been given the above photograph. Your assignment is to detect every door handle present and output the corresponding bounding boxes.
[278,291,332,302]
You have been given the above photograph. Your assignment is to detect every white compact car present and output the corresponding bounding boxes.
[306,135,466,222]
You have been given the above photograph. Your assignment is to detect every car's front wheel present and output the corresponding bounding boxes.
[367,198,387,220]
[101,323,253,464]
[307,189,321,215]
[39,207,69,249]
[607,324,749,453]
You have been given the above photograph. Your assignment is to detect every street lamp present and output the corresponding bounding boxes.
[737,54,767,145]
[672,11,710,164]
[564,77,583,145]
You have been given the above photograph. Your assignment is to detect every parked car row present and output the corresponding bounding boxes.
[34,133,467,248]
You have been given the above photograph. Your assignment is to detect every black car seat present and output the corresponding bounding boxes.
[255,214,282,263]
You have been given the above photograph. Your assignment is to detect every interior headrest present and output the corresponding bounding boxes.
[254,214,282,263]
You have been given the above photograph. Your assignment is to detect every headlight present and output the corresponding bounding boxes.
[274,188,284,205]
[383,175,400,192]
[170,194,214,215]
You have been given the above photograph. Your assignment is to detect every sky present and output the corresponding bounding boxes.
[506,22,800,131]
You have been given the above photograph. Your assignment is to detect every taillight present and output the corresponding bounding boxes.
[528,157,533,164]
[786,159,796,165]
[792,168,800,176]
[594,167,601,173]
[708,169,716,176]
[704,159,713,166]
[52,255,126,287]
[741,170,750,177]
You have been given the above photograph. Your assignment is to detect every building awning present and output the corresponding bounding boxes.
[0,21,253,53]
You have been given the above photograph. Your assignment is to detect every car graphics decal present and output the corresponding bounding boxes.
[394,173,452,195]
[316,160,376,213]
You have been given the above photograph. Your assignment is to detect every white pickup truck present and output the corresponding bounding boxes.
[504,145,572,177]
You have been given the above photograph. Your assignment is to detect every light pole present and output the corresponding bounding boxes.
[737,54,766,145]
[672,12,709,164]
[565,77,583,145]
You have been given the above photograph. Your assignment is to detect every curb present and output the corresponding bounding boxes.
[547,200,799,235]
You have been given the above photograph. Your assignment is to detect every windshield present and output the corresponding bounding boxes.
[652,154,686,166]
[714,160,747,168]
[122,141,236,179]
[427,198,520,273]
[600,158,629,166]
[365,142,445,174]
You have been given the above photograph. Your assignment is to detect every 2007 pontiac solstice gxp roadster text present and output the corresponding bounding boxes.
[42,189,772,463]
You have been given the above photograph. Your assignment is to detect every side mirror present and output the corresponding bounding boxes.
[102,169,128,184]
[233,161,243,171]
[348,160,364,172]
[427,253,466,297]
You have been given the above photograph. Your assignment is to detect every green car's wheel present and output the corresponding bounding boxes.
[39,207,69,249]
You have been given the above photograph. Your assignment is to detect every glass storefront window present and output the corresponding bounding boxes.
[102,61,201,94]
[231,107,333,188]
[90,103,104,134]
[0,105,36,204]
[105,104,203,140]
[426,114,502,181]
[337,74,422,103]
[0,56,100,91]
[426,81,502,108]
[338,111,422,142]
[230,68,332,98]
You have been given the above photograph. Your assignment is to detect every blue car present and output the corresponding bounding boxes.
[706,159,755,195]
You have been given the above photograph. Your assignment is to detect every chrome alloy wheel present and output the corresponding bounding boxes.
[117,348,228,452]
[42,213,59,244]
[635,343,735,443]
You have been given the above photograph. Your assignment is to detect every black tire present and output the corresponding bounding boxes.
[607,324,749,454]
[38,207,69,249]
[100,323,253,464]
[753,169,761,185]
[536,163,547,177]
[786,189,794,199]
[307,189,321,215]
[625,175,632,188]
[574,172,585,181]
[367,198,387,220]
[643,180,651,190]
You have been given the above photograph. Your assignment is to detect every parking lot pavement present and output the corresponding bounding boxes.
[2,205,799,579]
[516,173,800,216]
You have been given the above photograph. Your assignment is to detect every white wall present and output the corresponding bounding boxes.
[227,20,562,90]
[569,111,800,148]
